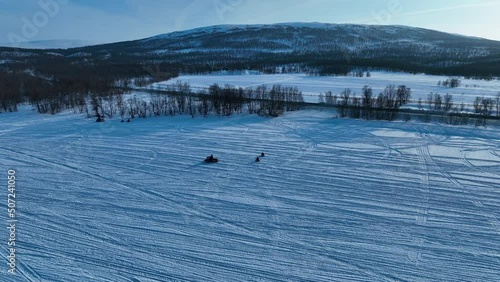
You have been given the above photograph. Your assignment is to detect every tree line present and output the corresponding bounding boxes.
[319,85,412,121]
[86,82,305,120]
[318,85,500,125]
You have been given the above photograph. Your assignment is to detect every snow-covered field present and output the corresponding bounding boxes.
[155,72,500,105]
[1,107,500,281]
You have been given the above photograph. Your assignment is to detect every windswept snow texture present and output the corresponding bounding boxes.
[156,72,500,105]
[1,108,500,281]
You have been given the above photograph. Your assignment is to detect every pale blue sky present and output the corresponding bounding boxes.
[1,0,499,44]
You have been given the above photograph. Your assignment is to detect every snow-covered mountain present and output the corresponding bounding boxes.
[119,23,498,57]
[74,23,500,76]
[2,23,500,77]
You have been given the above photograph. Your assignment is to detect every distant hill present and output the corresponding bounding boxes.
[0,39,99,50]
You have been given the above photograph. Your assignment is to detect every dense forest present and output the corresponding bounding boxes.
[0,55,179,113]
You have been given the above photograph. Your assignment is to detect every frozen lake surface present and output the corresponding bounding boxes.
[1,107,499,281]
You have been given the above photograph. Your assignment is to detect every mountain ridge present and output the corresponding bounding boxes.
[142,22,494,42]
[1,22,500,78]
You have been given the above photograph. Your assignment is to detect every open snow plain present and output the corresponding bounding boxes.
[156,72,500,105]
[1,107,499,281]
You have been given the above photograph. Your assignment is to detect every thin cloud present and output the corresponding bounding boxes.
[399,1,500,17]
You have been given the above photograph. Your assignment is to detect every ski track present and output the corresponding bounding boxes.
[0,109,499,281]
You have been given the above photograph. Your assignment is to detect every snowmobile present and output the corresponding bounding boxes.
[204,155,219,163]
